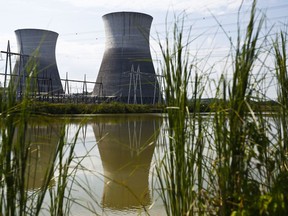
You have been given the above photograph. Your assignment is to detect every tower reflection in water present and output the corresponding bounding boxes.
[93,114,162,210]
[15,121,62,190]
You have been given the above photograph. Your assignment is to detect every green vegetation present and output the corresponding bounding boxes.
[155,12,205,216]
[26,101,164,115]
[155,0,288,215]
[0,53,97,215]
[1,98,278,115]
[1,0,288,215]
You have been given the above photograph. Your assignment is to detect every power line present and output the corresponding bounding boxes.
[56,3,288,37]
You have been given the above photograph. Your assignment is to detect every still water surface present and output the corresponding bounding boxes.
[26,114,166,215]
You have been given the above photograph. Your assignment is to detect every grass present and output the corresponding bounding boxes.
[155,12,206,216]
[155,0,288,215]
[0,51,98,215]
[1,0,288,215]
[217,0,265,213]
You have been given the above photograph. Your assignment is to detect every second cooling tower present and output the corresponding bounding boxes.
[93,12,159,104]
[13,29,63,95]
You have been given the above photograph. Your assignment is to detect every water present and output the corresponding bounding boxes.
[24,114,166,215]
[4,113,282,215]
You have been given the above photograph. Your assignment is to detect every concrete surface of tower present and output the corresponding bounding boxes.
[93,12,160,104]
[13,28,63,95]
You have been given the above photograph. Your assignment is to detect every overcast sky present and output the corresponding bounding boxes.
[0,0,287,96]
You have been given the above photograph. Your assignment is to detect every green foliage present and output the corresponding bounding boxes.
[1,0,288,215]
[156,0,288,215]
[24,101,161,115]
[155,12,207,216]
[0,54,90,215]
[215,1,266,213]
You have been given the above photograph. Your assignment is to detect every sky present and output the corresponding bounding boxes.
[0,0,287,97]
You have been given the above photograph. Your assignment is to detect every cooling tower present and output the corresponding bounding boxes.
[93,12,159,104]
[12,29,63,94]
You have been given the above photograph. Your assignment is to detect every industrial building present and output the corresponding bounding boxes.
[93,12,160,104]
[12,28,63,95]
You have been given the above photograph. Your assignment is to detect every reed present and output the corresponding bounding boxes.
[273,31,288,154]
[216,1,266,213]
[0,51,36,216]
[156,0,288,215]
[270,30,288,215]
[2,1,288,215]
[155,12,208,216]
[0,52,92,215]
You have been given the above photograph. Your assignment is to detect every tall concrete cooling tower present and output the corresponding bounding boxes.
[13,29,63,95]
[93,12,159,104]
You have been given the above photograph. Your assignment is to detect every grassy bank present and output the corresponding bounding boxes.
[0,99,279,115]
[18,101,164,115]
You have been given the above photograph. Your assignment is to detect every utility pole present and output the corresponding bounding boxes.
[64,72,69,94]
[83,74,87,95]
[3,41,12,92]
[1,41,29,99]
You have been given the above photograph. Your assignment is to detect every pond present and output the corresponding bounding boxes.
[23,114,166,215]
[3,111,285,215]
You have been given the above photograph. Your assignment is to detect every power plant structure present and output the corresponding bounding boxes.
[1,13,163,104]
[12,28,63,95]
[93,12,160,104]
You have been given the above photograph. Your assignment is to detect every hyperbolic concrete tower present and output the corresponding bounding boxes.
[13,29,63,94]
[93,12,159,104]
